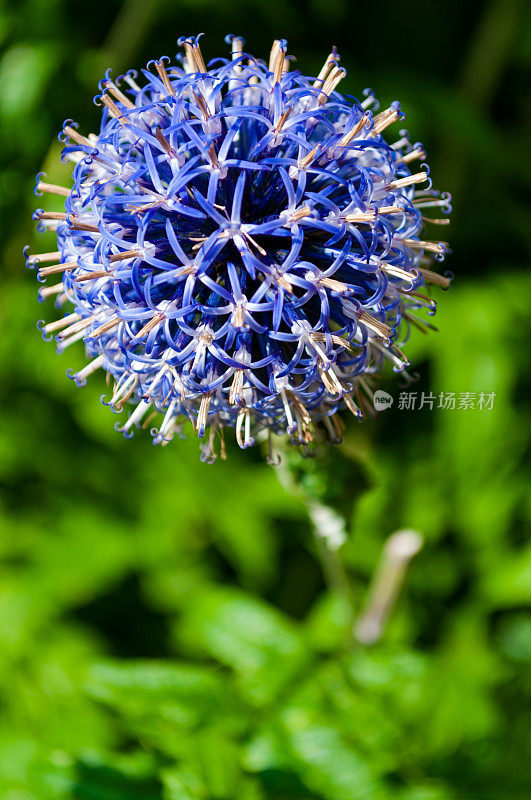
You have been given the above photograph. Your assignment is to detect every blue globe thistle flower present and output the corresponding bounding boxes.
[28,35,451,462]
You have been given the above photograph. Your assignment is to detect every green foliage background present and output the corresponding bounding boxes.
[0,0,530,797]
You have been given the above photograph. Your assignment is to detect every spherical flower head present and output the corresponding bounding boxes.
[28,35,451,462]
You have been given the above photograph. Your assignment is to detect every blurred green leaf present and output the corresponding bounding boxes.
[0,43,60,120]
[480,544,531,607]
[84,660,227,718]
[282,722,381,800]
[177,588,310,705]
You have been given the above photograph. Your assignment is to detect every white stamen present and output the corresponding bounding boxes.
[75,354,105,382]
[123,400,151,432]
[43,312,81,334]
[388,170,429,190]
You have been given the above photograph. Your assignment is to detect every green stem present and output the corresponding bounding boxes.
[274,446,356,623]
[95,0,163,76]
[306,498,354,611]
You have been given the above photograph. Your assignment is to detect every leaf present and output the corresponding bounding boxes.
[283,722,382,800]
[304,591,353,652]
[84,660,227,723]
[176,588,309,705]
[162,767,206,800]
[0,43,60,121]
[479,543,531,607]
[196,729,241,799]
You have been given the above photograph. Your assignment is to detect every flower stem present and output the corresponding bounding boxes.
[354,529,423,645]
[306,499,353,610]
[274,445,355,622]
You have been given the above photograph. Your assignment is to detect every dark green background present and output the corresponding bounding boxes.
[0,1,530,798]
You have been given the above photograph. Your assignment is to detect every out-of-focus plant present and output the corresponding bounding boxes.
[1,1,530,798]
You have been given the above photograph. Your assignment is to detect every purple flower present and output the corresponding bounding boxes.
[28,35,451,462]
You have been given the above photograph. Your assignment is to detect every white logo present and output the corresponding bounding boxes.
[374,390,394,411]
